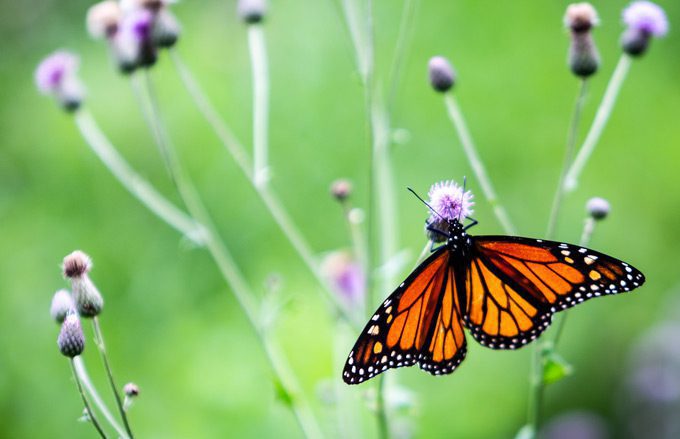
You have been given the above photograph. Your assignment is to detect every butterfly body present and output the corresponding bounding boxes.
[343,218,645,385]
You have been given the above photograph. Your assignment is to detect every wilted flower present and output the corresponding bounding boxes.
[58,312,85,358]
[425,181,473,241]
[621,1,668,56]
[50,289,75,323]
[87,1,122,39]
[586,197,610,220]
[238,0,267,24]
[63,250,104,318]
[564,3,600,77]
[428,56,455,93]
[34,51,85,111]
[322,251,365,308]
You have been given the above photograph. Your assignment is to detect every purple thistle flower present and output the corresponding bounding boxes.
[623,1,668,37]
[426,181,474,242]
[34,51,79,95]
[322,251,365,309]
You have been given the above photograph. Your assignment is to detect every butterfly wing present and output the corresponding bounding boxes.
[463,236,645,350]
[343,248,467,384]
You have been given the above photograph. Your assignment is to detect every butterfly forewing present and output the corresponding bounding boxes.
[464,236,645,350]
[343,248,467,384]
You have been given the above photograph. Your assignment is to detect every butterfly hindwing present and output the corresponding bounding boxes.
[343,248,467,384]
[464,236,645,350]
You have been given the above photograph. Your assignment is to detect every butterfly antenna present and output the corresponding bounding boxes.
[407,187,446,221]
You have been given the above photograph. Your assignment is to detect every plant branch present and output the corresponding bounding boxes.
[248,25,270,186]
[70,358,108,439]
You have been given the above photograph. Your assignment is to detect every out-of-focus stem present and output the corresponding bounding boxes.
[444,94,516,235]
[248,25,270,186]
[564,55,632,191]
[386,0,419,111]
[92,317,134,438]
[72,357,127,438]
[70,358,107,439]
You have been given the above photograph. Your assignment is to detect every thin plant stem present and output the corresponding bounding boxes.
[73,109,204,245]
[248,25,270,186]
[140,75,323,439]
[70,358,108,439]
[376,375,389,439]
[72,357,128,438]
[564,55,632,192]
[168,51,357,327]
[92,317,134,439]
[443,93,516,235]
[546,79,589,239]
[386,0,419,112]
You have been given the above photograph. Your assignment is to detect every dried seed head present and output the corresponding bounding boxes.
[50,289,75,324]
[238,0,267,24]
[58,312,85,358]
[587,197,610,220]
[564,3,599,33]
[63,250,92,279]
[330,179,352,202]
[428,56,455,93]
[87,1,122,39]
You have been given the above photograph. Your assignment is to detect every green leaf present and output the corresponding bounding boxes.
[542,351,574,385]
[273,377,294,408]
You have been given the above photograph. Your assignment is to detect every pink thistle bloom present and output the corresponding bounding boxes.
[427,180,474,223]
[623,1,668,37]
[34,51,79,95]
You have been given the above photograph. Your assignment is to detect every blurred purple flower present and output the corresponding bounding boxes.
[124,8,154,41]
[540,411,609,439]
[34,51,79,94]
[623,1,668,37]
[322,251,365,308]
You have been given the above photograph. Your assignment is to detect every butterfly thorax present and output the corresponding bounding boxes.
[445,219,472,259]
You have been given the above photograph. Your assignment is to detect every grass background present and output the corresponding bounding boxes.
[1,0,678,437]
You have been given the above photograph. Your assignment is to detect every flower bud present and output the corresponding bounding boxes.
[586,197,610,220]
[564,3,600,78]
[330,179,352,202]
[63,251,104,317]
[152,9,181,48]
[238,0,267,24]
[621,1,668,57]
[113,8,157,73]
[564,3,599,33]
[34,51,85,112]
[87,1,122,39]
[428,56,455,93]
[124,382,140,397]
[58,313,85,358]
[50,289,75,324]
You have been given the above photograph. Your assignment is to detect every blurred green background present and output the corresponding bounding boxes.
[1,0,679,437]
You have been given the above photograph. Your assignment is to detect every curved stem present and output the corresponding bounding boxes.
[564,55,632,192]
[72,357,128,438]
[546,79,588,238]
[248,25,270,186]
[73,110,204,245]
[386,0,419,112]
[92,317,134,439]
[70,358,108,439]
[443,94,516,235]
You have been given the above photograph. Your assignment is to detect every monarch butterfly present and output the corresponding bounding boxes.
[342,188,645,385]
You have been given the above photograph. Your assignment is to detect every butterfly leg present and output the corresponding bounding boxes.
[464,217,478,231]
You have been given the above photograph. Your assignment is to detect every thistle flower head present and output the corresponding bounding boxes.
[124,382,140,397]
[427,180,474,223]
[63,250,92,279]
[322,251,365,309]
[50,289,75,324]
[586,197,610,220]
[114,8,157,72]
[564,3,599,32]
[428,56,456,93]
[35,51,85,111]
[623,1,668,37]
[238,0,267,24]
[87,1,122,39]
[57,312,85,358]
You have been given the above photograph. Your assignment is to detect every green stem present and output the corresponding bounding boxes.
[248,25,270,186]
[443,94,516,235]
[168,50,357,327]
[73,110,204,245]
[92,317,134,439]
[376,375,389,439]
[386,0,419,112]
[564,55,632,192]
[70,359,108,439]
[546,79,588,239]
[140,75,323,439]
[72,357,128,438]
